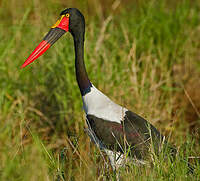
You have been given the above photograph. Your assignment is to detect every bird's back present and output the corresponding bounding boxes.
[82,85,175,161]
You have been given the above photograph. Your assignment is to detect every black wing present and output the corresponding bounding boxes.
[86,110,173,160]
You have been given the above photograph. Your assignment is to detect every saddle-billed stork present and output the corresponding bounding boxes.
[21,8,180,169]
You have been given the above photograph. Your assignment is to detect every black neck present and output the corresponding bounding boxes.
[73,33,91,96]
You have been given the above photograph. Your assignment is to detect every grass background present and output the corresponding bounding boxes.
[0,0,200,180]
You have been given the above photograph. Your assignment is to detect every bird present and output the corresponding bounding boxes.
[21,8,183,170]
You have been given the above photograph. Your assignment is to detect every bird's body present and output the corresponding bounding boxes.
[82,84,165,168]
[21,8,181,170]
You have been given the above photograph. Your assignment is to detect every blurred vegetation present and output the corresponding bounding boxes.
[0,0,200,180]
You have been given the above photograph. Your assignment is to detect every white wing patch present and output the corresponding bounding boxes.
[82,85,127,123]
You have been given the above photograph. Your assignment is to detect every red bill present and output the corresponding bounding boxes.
[21,15,69,68]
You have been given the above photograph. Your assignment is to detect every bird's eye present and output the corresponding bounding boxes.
[66,13,70,17]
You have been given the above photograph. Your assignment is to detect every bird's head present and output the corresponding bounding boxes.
[21,8,85,68]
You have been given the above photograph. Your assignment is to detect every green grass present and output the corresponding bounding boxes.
[0,0,200,180]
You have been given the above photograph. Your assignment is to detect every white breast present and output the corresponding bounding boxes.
[82,84,127,123]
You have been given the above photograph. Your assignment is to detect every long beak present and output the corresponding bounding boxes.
[21,15,69,68]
